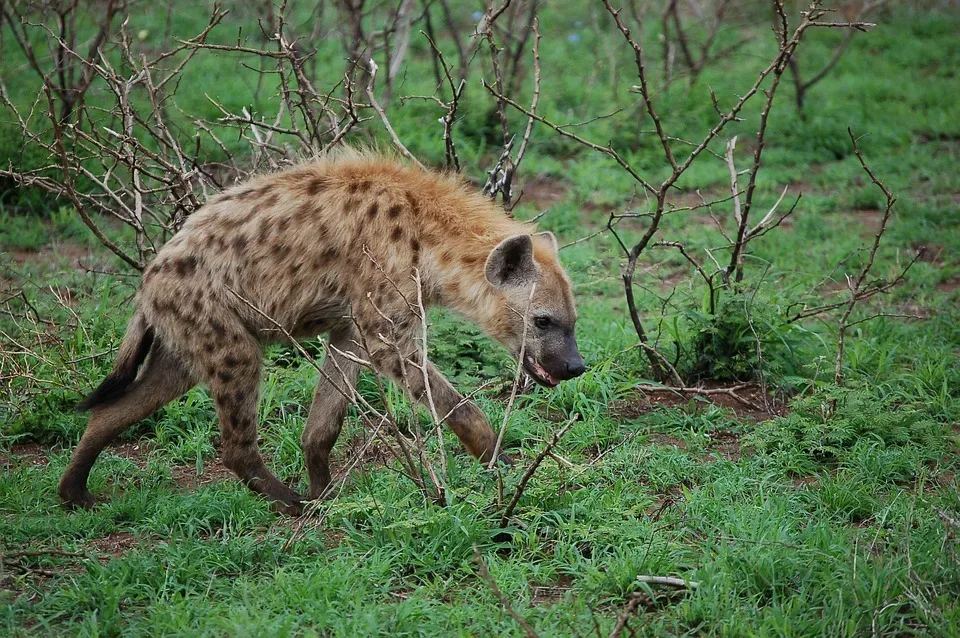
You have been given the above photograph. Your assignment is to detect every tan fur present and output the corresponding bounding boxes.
[59,152,581,514]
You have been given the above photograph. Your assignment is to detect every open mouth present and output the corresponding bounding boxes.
[523,355,559,388]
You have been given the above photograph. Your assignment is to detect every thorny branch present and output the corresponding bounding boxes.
[832,128,916,385]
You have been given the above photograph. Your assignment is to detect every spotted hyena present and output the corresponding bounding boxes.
[59,151,585,514]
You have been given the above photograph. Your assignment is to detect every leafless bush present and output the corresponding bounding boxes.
[658,0,750,89]
[785,0,887,113]
[486,0,914,392]
[0,2,368,271]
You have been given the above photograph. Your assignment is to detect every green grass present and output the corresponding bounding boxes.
[2,2,960,636]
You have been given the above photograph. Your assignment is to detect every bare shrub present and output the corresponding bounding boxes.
[486,0,915,394]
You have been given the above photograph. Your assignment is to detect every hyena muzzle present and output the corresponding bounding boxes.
[59,152,585,515]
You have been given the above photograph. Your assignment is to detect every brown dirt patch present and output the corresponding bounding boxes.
[0,443,51,470]
[706,430,742,462]
[791,474,820,489]
[169,462,235,490]
[517,176,569,210]
[842,209,885,236]
[646,485,684,518]
[531,574,574,606]
[7,240,95,269]
[937,276,960,293]
[86,531,139,557]
[628,383,784,423]
[916,243,945,265]
[647,433,687,450]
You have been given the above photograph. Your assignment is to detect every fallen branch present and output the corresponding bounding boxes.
[636,383,765,413]
[636,574,700,589]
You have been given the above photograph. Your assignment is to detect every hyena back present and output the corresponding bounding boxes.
[60,152,585,515]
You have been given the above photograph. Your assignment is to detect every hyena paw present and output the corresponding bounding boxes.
[60,487,96,510]
[270,497,306,517]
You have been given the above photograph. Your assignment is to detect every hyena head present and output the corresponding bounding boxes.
[484,232,585,387]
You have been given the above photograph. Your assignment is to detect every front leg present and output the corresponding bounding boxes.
[370,341,497,462]
[420,361,498,461]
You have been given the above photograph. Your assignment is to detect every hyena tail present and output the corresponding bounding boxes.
[76,311,155,411]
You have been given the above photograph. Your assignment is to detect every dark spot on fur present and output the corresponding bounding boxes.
[295,202,316,223]
[210,319,225,335]
[461,253,483,267]
[313,245,340,270]
[204,342,216,354]
[232,235,248,252]
[387,204,402,218]
[367,202,379,219]
[235,189,256,200]
[172,255,198,277]
[306,176,329,196]
[274,243,291,259]
[410,238,420,253]
[217,369,234,383]
[223,355,240,368]
[261,193,280,208]
[391,226,403,241]
[404,191,420,215]
[277,217,291,233]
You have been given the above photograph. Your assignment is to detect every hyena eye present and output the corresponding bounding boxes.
[534,315,551,330]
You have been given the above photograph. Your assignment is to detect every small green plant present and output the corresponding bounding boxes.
[745,386,948,472]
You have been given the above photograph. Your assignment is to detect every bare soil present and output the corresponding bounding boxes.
[517,175,569,210]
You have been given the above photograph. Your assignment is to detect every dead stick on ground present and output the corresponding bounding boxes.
[636,575,700,589]
[636,383,765,412]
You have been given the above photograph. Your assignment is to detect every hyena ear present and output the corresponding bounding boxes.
[533,231,558,253]
[485,234,540,288]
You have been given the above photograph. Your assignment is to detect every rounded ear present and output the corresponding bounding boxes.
[485,234,539,288]
[533,231,558,253]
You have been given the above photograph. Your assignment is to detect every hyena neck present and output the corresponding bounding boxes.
[426,232,510,335]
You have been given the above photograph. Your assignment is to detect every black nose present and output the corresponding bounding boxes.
[566,358,586,379]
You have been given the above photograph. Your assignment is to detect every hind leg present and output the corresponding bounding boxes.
[206,341,305,515]
[302,326,361,500]
[59,346,195,509]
